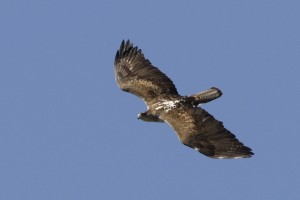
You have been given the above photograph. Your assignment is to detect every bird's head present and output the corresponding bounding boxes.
[137,112,164,123]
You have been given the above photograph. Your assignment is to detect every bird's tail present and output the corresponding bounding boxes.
[189,87,222,105]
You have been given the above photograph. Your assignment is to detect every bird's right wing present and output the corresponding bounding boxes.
[114,40,178,104]
[160,105,254,159]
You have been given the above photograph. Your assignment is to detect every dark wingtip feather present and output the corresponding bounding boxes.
[213,145,254,159]
[115,39,136,64]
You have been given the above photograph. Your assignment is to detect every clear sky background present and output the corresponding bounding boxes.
[1,1,299,199]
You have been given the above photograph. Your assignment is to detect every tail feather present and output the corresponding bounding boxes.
[190,87,222,105]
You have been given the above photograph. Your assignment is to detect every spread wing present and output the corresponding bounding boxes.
[114,40,178,103]
[160,106,254,159]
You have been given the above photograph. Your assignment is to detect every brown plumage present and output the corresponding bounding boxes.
[114,40,254,159]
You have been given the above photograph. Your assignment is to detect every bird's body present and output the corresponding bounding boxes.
[114,40,254,159]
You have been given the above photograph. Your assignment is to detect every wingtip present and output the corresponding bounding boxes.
[122,39,133,50]
[211,153,254,159]
[195,145,254,159]
[115,39,132,63]
[115,39,141,64]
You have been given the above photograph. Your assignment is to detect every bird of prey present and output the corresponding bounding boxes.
[114,40,254,159]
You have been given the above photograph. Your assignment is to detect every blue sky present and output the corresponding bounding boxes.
[1,1,299,199]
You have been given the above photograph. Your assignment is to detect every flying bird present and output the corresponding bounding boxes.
[114,40,254,159]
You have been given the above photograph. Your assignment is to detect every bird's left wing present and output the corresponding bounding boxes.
[160,105,254,159]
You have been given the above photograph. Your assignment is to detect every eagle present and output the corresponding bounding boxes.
[114,40,254,159]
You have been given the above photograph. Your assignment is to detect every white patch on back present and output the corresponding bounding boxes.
[155,99,182,112]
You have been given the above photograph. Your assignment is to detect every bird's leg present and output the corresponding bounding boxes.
[189,87,222,105]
